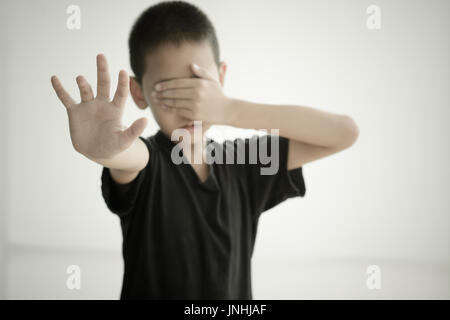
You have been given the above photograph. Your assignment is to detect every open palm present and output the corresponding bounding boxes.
[51,54,147,159]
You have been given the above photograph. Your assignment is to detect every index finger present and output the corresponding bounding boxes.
[51,75,76,109]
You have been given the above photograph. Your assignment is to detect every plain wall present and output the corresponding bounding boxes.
[0,0,448,299]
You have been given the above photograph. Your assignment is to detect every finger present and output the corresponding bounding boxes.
[158,97,193,109]
[157,101,193,118]
[76,75,94,102]
[153,87,195,100]
[118,117,148,150]
[191,63,217,82]
[112,70,129,107]
[154,78,199,92]
[96,54,111,100]
[51,75,76,109]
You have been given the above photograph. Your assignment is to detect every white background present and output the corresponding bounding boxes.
[0,0,448,299]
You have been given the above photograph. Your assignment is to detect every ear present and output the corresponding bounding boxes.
[217,61,227,87]
[129,76,148,110]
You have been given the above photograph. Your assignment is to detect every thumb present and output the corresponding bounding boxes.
[191,63,216,82]
[119,117,148,150]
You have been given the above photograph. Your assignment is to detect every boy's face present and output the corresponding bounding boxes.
[130,40,227,144]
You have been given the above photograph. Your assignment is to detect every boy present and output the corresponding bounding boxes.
[50,1,359,299]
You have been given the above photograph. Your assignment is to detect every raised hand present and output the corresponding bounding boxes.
[51,54,147,160]
[152,63,232,125]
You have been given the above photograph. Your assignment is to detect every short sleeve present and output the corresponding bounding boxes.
[239,134,306,218]
[100,136,151,217]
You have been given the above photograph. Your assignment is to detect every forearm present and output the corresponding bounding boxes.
[85,138,149,173]
[224,98,359,148]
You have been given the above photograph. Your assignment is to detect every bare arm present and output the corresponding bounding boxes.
[149,66,358,171]
[225,99,359,169]
[51,54,149,184]
[88,137,149,184]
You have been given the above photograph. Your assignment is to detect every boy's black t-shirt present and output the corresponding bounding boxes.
[101,129,306,300]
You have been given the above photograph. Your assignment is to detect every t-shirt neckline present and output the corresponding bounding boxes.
[153,129,218,192]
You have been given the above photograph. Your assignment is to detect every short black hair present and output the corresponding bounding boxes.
[128,0,221,85]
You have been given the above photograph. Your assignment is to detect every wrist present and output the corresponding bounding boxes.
[222,97,239,126]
